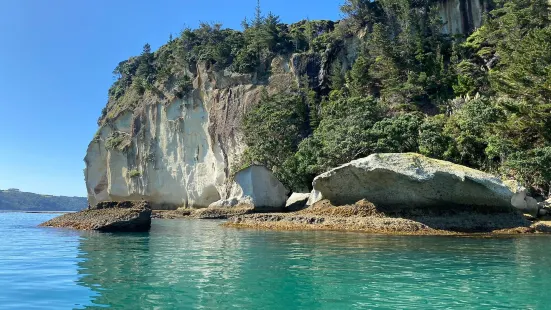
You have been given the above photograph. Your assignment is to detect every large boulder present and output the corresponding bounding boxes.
[39,201,151,232]
[313,153,523,211]
[209,165,288,211]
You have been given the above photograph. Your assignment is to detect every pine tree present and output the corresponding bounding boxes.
[254,0,263,28]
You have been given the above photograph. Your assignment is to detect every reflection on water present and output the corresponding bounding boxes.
[74,219,551,310]
[1,213,550,309]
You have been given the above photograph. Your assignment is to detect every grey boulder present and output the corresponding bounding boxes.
[313,153,523,211]
[209,165,288,211]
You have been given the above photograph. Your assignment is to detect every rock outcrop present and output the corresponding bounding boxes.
[306,190,324,207]
[227,199,533,235]
[84,47,356,210]
[285,193,311,211]
[84,2,494,210]
[39,201,151,232]
[312,153,523,211]
[209,165,288,211]
[438,0,492,34]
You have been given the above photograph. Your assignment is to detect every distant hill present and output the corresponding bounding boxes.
[0,189,87,211]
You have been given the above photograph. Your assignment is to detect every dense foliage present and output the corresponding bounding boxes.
[0,189,87,211]
[102,0,551,196]
[242,0,551,195]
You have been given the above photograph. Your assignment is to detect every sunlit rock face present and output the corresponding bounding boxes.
[84,2,489,210]
[85,67,268,210]
[312,153,524,211]
[438,0,492,34]
[84,36,359,210]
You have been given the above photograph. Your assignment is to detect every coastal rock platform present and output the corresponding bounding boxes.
[40,201,151,232]
[226,199,544,235]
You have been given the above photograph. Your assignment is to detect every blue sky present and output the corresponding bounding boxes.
[0,0,342,197]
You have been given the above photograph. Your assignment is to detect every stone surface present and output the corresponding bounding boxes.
[533,222,551,233]
[313,153,523,211]
[191,207,253,219]
[306,189,323,206]
[208,197,254,209]
[438,0,491,34]
[209,166,288,211]
[39,201,151,232]
[227,199,531,235]
[84,45,359,210]
[285,193,310,212]
[511,188,541,217]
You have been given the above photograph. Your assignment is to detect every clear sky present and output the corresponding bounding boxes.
[0,0,342,197]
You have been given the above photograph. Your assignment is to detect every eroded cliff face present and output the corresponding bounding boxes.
[85,1,490,209]
[85,46,357,209]
[438,0,492,34]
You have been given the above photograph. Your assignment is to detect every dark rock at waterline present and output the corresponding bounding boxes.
[92,200,146,210]
[39,201,151,232]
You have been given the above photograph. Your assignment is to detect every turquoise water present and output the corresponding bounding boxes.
[1,213,551,309]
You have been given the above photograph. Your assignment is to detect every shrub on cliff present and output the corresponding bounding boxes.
[242,92,308,177]
[504,147,551,195]
[105,132,131,152]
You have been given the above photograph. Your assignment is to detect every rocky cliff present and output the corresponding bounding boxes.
[84,1,494,210]
[85,44,357,209]
[438,0,492,34]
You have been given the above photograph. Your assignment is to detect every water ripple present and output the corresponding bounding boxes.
[1,214,551,309]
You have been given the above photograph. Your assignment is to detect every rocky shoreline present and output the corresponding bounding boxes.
[150,200,551,236]
[152,207,253,220]
[45,154,551,235]
[40,200,551,235]
[224,200,551,235]
[39,201,151,232]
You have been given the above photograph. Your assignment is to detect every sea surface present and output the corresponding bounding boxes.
[1,212,550,309]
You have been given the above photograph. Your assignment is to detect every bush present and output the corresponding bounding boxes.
[174,75,193,98]
[105,132,131,152]
[370,113,423,153]
[315,96,384,169]
[242,92,309,178]
[504,147,551,195]
[128,170,142,178]
[443,96,505,168]
[419,115,452,159]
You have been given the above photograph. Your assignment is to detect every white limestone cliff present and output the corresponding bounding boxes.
[438,0,491,34]
[84,52,340,209]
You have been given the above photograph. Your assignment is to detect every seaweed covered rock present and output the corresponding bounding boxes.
[313,153,524,211]
[39,201,151,232]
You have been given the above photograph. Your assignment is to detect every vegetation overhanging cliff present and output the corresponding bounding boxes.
[88,0,551,208]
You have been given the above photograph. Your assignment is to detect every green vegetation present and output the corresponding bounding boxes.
[242,0,551,195]
[128,170,142,178]
[105,131,131,152]
[0,189,87,211]
[242,91,309,174]
[99,0,551,196]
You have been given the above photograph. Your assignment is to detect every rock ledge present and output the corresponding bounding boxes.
[40,201,151,232]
